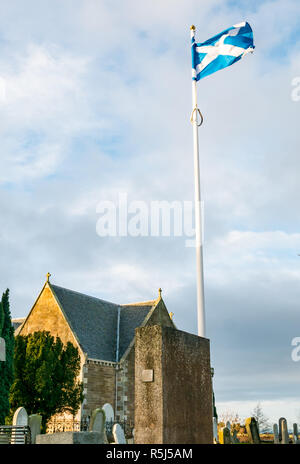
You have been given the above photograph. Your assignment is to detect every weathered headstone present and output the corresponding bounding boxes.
[225,421,236,444]
[89,408,106,443]
[231,429,240,444]
[293,423,299,444]
[112,423,126,444]
[13,407,28,426]
[102,403,114,422]
[28,414,42,444]
[280,418,289,444]
[278,417,285,442]
[218,426,231,444]
[213,417,219,444]
[102,403,114,443]
[273,423,279,444]
[89,408,105,433]
[245,417,260,444]
[12,407,28,444]
[0,337,5,362]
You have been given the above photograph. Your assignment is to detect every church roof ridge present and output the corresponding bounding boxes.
[121,300,156,307]
[50,283,120,308]
[51,284,158,309]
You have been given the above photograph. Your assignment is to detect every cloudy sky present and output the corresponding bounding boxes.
[0,0,300,425]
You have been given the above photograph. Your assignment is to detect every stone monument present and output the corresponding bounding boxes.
[113,423,126,444]
[245,417,260,444]
[28,414,42,444]
[134,325,213,444]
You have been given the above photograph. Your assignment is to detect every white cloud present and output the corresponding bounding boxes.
[0,0,300,423]
[0,44,90,183]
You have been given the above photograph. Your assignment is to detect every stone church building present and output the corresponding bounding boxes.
[13,274,175,425]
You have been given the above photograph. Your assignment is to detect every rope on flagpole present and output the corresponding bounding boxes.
[190,105,204,126]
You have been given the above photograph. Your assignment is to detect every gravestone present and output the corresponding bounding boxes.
[89,408,105,433]
[102,403,114,422]
[232,429,240,444]
[0,337,5,362]
[280,418,289,444]
[13,407,28,426]
[273,423,279,444]
[102,403,114,443]
[113,423,126,444]
[225,421,235,444]
[213,417,219,444]
[218,426,231,444]
[28,414,42,444]
[245,417,260,444]
[89,408,106,443]
[293,423,299,444]
[278,417,285,442]
[12,407,28,444]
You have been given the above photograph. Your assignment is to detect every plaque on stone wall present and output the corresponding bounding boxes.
[0,337,6,362]
[142,369,154,382]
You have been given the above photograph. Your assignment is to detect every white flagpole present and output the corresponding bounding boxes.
[190,25,206,338]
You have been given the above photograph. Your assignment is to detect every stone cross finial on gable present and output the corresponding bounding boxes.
[46,272,51,283]
[158,288,162,299]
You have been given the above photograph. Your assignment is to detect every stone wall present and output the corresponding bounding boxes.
[82,360,116,417]
[18,284,84,361]
[115,350,134,423]
[146,299,175,328]
[36,431,103,444]
[115,299,175,424]
[135,325,213,444]
[17,283,86,421]
[18,288,178,427]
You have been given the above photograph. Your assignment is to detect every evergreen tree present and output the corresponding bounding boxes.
[0,289,15,424]
[10,331,84,431]
[251,402,270,433]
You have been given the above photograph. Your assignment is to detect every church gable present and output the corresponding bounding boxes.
[144,298,176,329]
[17,283,83,357]
[16,278,173,366]
[119,296,175,363]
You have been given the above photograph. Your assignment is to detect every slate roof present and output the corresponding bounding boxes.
[119,303,155,359]
[50,284,156,362]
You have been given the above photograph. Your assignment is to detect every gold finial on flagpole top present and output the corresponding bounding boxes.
[190,25,196,31]
[46,272,51,283]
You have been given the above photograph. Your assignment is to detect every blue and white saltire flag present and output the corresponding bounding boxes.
[191,21,254,81]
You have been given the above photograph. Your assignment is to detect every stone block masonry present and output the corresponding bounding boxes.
[134,325,213,444]
[82,360,116,416]
[36,431,103,444]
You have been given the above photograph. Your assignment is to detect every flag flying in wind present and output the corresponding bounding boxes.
[191,21,254,81]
